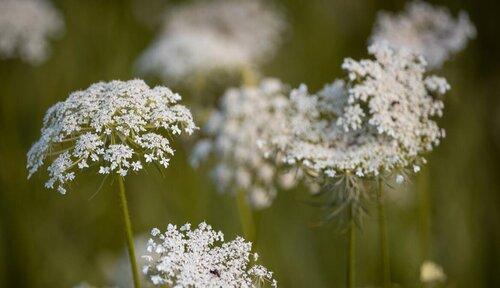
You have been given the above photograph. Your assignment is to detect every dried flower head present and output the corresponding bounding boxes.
[27,79,196,194]
[137,0,286,82]
[191,79,299,209]
[420,261,447,284]
[269,43,449,181]
[370,0,476,68]
[0,0,64,64]
[142,222,277,288]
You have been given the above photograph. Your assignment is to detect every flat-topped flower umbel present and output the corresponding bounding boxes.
[143,222,277,288]
[0,0,64,64]
[27,79,196,194]
[269,43,449,180]
[370,0,476,69]
[191,79,300,209]
[137,0,286,83]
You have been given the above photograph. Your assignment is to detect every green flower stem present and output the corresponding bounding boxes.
[236,190,256,244]
[377,180,391,288]
[241,65,258,86]
[418,167,431,261]
[117,176,141,288]
[347,203,356,288]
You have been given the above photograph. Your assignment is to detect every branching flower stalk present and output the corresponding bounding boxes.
[241,65,259,87]
[418,166,431,262]
[370,1,476,268]
[139,0,287,243]
[261,43,450,287]
[191,78,305,245]
[117,176,141,288]
[236,188,257,244]
[26,80,196,288]
[347,202,356,288]
[235,64,260,243]
[377,179,391,288]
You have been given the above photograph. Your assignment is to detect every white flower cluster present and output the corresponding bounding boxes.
[268,43,449,180]
[420,261,446,284]
[0,0,64,64]
[370,0,476,68]
[27,79,196,194]
[137,0,286,82]
[142,222,277,288]
[191,79,299,209]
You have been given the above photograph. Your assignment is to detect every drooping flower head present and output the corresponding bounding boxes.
[137,0,286,83]
[191,79,301,209]
[0,0,64,64]
[27,79,196,194]
[269,42,449,183]
[370,0,476,68]
[142,222,277,288]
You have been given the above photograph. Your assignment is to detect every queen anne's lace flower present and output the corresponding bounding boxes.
[370,0,476,68]
[142,222,277,288]
[137,0,286,82]
[27,79,196,194]
[268,43,448,180]
[191,79,300,209]
[0,0,64,64]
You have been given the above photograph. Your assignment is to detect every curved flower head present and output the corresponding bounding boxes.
[190,79,300,209]
[270,43,449,182]
[27,79,196,194]
[137,0,286,83]
[142,222,277,288]
[0,0,64,64]
[370,0,476,68]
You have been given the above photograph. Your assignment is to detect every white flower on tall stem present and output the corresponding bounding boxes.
[370,0,476,69]
[136,0,286,83]
[0,0,64,64]
[190,79,300,209]
[27,79,196,194]
[271,42,449,182]
[264,42,450,288]
[142,222,277,288]
[27,79,196,288]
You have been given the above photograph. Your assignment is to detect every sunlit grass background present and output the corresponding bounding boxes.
[1,0,499,287]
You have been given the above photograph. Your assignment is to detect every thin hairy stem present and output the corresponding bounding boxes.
[236,190,256,244]
[418,167,431,261]
[377,180,391,288]
[347,203,356,288]
[117,176,141,288]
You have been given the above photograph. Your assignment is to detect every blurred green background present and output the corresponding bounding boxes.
[0,0,499,287]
